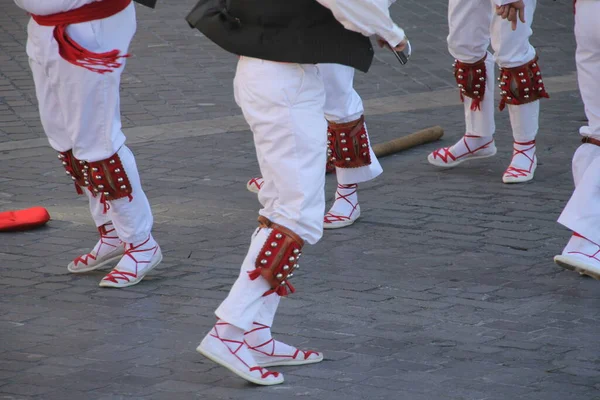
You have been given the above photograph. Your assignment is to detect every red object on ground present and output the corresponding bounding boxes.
[0,207,51,231]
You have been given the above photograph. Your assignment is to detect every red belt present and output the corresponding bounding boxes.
[31,0,132,74]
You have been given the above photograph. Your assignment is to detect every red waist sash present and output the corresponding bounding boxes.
[31,0,132,74]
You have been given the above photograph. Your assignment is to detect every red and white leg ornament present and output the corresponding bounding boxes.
[67,222,125,273]
[554,233,600,280]
[427,134,497,167]
[324,184,360,229]
[247,217,303,297]
[245,322,323,367]
[197,320,284,385]
[99,234,162,288]
[502,140,537,183]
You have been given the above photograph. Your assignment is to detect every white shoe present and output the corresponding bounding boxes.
[554,234,600,280]
[245,323,323,367]
[428,134,496,168]
[323,184,360,229]
[99,235,162,288]
[502,140,537,184]
[246,177,264,194]
[67,223,124,273]
[197,322,284,386]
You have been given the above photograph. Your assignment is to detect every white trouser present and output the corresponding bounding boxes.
[27,4,153,243]
[319,63,383,184]
[217,57,327,331]
[447,0,539,141]
[557,0,600,242]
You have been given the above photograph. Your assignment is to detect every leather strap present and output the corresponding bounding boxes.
[582,136,600,147]
[258,216,304,247]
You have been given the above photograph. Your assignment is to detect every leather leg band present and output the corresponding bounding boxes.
[582,136,600,147]
[327,115,371,169]
[453,54,487,111]
[87,152,133,201]
[498,55,549,111]
[248,216,304,297]
[57,150,91,195]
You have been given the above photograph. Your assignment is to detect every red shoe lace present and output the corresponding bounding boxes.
[248,177,264,191]
[324,184,358,224]
[431,135,494,163]
[73,223,120,266]
[504,140,536,178]
[568,233,600,262]
[212,321,281,378]
[245,323,319,361]
[102,236,157,283]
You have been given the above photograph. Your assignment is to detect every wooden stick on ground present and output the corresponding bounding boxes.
[372,126,443,158]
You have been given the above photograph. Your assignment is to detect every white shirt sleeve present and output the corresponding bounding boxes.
[316,0,406,47]
[13,0,97,15]
[493,0,520,5]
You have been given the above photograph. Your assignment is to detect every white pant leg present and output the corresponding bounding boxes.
[254,294,280,328]
[447,0,495,137]
[319,63,383,185]
[491,0,539,142]
[574,0,600,137]
[217,58,327,330]
[215,228,273,331]
[29,56,111,229]
[28,4,153,243]
[557,0,600,243]
[235,57,327,245]
[558,155,600,243]
[107,145,154,243]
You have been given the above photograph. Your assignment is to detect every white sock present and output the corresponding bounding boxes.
[326,184,358,218]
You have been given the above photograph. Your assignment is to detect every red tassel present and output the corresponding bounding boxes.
[75,183,83,195]
[459,92,464,103]
[275,285,288,297]
[286,281,296,295]
[248,268,261,280]
[499,99,506,111]
[100,193,110,214]
[470,98,481,111]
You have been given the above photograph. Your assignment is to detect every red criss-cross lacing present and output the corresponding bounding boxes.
[245,323,318,361]
[73,223,120,267]
[324,184,358,224]
[212,322,281,378]
[567,233,600,262]
[248,177,264,191]
[101,236,157,284]
[431,135,494,163]
[503,140,536,179]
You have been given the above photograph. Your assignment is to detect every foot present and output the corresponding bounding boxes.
[99,235,162,288]
[503,140,537,184]
[67,222,125,273]
[323,184,360,229]
[245,322,323,367]
[554,233,600,280]
[428,134,496,168]
[197,321,284,385]
[246,177,264,194]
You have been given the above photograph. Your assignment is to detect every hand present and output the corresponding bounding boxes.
[377,36,407,52]
[495,0,526,31]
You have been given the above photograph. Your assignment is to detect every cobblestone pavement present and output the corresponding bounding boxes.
[1,1,599,400]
